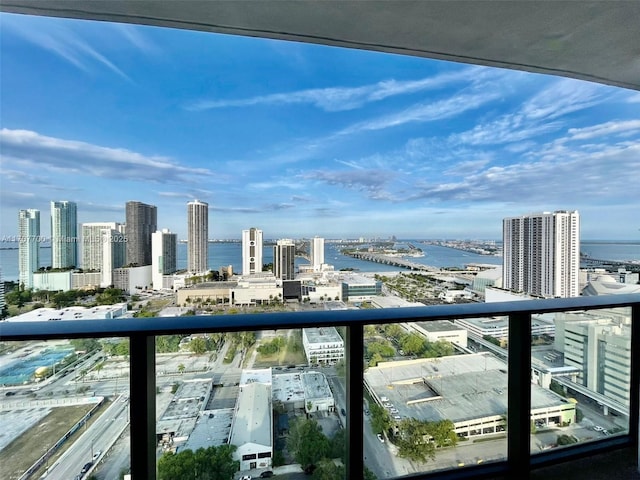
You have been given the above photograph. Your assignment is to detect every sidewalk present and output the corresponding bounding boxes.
[236,463,303,479]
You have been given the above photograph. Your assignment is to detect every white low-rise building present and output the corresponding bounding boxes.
[232,273,283,306]
[302,327,345,365]
[3,303,128,322]
[230,382,272,471]
[112,265,153,294]
[302,371,335,413]
[411,320,468,348]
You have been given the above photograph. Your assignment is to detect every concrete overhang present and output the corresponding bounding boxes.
[2,1,639,91]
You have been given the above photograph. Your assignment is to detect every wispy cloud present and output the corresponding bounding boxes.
[299,168,394,200]
[2,15,154,80]
[450,78,608,146]
[337,91,501,135]
[407,142,640,204]
[521,78,604,121]
[565,120,640,141]
[186,67,483,112]
[0,129,212,183]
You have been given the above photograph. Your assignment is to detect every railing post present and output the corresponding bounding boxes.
[508,312,531,476]
[346,323,364,479]
[130,334,156,480]
[631,304,640,473]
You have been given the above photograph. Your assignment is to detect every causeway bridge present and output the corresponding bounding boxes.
[346,252,440,272]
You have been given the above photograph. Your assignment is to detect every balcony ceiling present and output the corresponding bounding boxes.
[2,1,640,91]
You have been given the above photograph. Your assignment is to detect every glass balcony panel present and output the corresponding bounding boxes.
[363,318,508,477]
[530,306,631,456]
[155,328,347,479]
[0,337,130,480]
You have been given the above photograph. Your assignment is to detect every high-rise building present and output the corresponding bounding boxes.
[187,200,208,274]
[152,229,178,289]
[273,239,296,280]
[503,210,580,298]
[18,209,40,288]
[51,201,78,268]
[242,227,263,275]
[101,228,127,287]
[125,201,157,266]
[81,222,123,271]
[311,236,325,271]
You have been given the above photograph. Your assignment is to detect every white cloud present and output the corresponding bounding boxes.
[566,120,640,141]
[0,129,213,183]
[337,91,500,135]
[186,67,483,112]
[3,17,131,80]
[451,78,611,147]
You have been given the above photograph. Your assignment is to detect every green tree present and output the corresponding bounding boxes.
[364,466,378,480]
[286,417,331,468]
[366,341,395,358]
[190,337,207,355]
[156,335,184,353]
[369,403,392,436]
[369,352,383,367]
[177,363,186,374]
[157,444,239,480]
[395,418,437,463]
[400,333,426,356]
[330,429,346,464]
[312,458,345,479]
[71,338,101,353]
[557,434,578,445]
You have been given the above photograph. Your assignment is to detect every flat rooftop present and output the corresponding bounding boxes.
[181,408,234,451]
[301,371,332,401]
[365,354,572,424]
[4,303,127,322]
[372,297,425,308]
[415,319,462,333]
[303,327,343,345]
[272,372,305,404]
[240,368,272,386]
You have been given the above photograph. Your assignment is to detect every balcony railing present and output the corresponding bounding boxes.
[1,293,639,479]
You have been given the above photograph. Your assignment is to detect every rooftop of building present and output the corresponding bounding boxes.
[372,296,426,309]
[272,371,305,405]
[230,382,272,447]
[303,326,344,345]
[240,368,273,386]
[3,303,128,322]
[582,279,640,296]
[365,354,573,424]
[415,319,463,333]
[179,281,238,290]
[301,371,332,401]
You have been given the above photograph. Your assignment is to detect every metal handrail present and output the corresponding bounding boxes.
[1,294,638,339]
[1,293,638,479]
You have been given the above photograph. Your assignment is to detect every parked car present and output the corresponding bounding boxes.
[239,476,252,480]
[340,408,346,416]
[377,433,385,443]
[260,471,274,478]
[92,450,102,461]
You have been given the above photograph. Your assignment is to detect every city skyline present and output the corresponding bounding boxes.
[1,14,639,241]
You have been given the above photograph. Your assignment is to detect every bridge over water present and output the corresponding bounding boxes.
[581,255,640,271]
[346,252,441,272]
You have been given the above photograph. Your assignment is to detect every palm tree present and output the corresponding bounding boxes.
[177,363,185,374]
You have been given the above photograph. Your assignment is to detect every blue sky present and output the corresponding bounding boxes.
[1,13,639,241]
